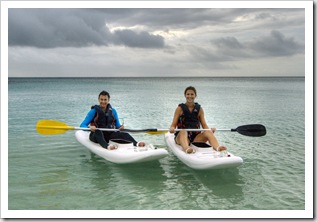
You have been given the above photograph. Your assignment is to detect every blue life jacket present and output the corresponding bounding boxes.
[91,104,116,129]
[177,103,201,129]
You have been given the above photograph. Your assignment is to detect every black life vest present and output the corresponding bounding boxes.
[177,103,201,129]
[90,104,116,129]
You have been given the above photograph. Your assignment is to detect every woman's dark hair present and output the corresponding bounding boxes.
[184,86,197,96]
[99,90,110,99]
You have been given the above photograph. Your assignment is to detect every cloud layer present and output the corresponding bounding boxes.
[7,8,305,77]
[9,9,165,48]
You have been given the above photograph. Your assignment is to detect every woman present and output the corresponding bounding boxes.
[169,86,227,154]
[80,90,145,150]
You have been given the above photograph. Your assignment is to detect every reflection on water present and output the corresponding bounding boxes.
[159,155,244,210]
[190,168,244,210]
[78,151,169,210]
[71,149,245,210]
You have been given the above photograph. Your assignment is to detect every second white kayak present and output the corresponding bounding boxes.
[75,130,168,164]
[164,132,243,170]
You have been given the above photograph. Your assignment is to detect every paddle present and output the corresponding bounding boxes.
[146,124,266,137]
[36,120,266,137]
[36,120,168,135]
[228,124,267,137]
[36,119,132,135]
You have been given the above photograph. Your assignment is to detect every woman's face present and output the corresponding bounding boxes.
[184,89,196,103]
[98,95,110,109]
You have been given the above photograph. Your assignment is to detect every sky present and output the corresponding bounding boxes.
[5,2,310,77]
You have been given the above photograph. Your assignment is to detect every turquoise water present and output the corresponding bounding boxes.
[7,77,306,214]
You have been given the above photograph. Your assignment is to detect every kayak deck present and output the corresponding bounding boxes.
[75,130,168,164]
[164,132,243,170]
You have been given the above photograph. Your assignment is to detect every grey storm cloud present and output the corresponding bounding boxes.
[113,29,164,48]
[8,8,305,52]
[8,8,165,48]
[248,30,304,56]
[9,8,304,49]
[214,37,244,50]
[90,8,235,28]
[212,30,304,59]
[189,28,305,66]
[8,8,230,49]
[6,7,307,77]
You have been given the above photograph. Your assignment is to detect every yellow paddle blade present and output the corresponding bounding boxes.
[36,120,75,135]
[145,131,168,135]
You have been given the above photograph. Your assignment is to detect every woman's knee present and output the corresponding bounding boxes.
[175,130,189,145]
[178,129,188,137]
[203,130,214,138]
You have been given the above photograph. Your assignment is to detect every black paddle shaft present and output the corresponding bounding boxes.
[231,124,266,137]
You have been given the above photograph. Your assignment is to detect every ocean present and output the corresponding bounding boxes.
[6,77,307,218]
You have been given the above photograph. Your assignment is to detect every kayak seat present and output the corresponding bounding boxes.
[191,142,212,148]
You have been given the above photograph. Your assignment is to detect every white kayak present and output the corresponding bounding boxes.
[75,130,168,164]
[164,132,243,170]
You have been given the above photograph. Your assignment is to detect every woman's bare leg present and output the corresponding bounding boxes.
[175,130,195,154]
[194,131,227,151]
